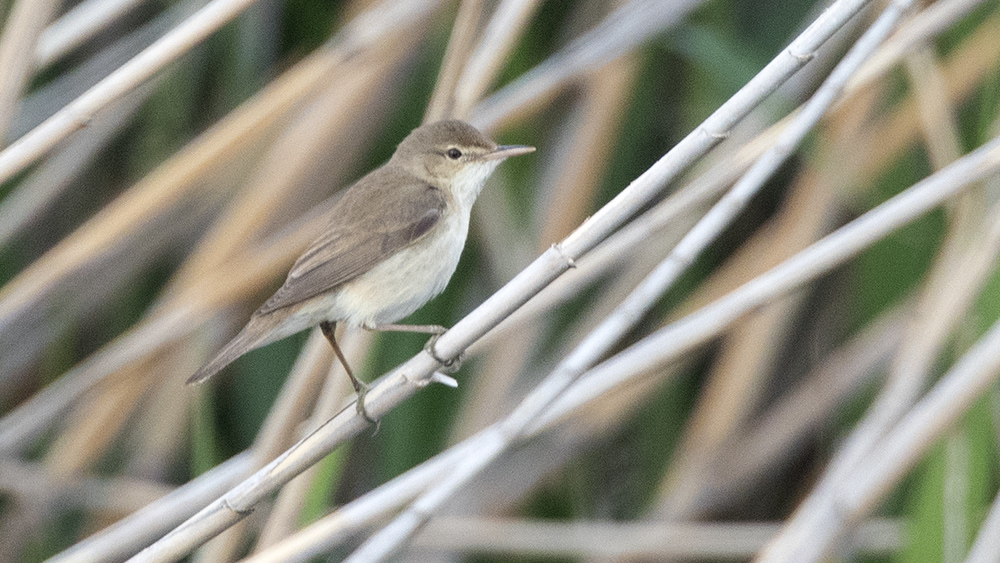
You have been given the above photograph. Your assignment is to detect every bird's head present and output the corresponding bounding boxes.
[392,120,534,206]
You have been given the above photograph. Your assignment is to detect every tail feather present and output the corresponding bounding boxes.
[187,314,287,385]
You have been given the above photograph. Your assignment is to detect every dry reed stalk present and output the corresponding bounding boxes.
[606,171,841,520]
[53,331,341,562]
[424,0,488,123]
[541,121,780,438]
[467,0,988,352]
[251,332,363,549]
[480,131,758,348]
[0,0,205,260]
[505,237,689,450]
[0,208,327,454]
[43,360,155,476]
[17,0,196,138]
[537,55,638,247]
[244,249,926,561]
[0,0,438,352]
[850,0,989,87]
[344,4,917,559]
[408,516,903,558]
[0,0,59,141]
[449,177,538,437]
[125,1,883,555]
[450,0,544,119]
[168,48,398,289]
[486,1,944,340]
[207,3,996,560]
[472,0,707,131]
[250,330,333,464]
[0,458,170,517]
[706,302,909,509]
[125,349,198,480]
[655,169,840,520]
[240,441,479,563]
[526,213,703,440]
[759,172,1000,563]
[0,0,437,455]
[49,454,254,563]
[0,83,153,249]
[396,145,988,560]
[449,290,538,438]
[0,82,261,339]
[192,332,358,561]
[552,133,1000,435]
[448,258,540,437]
[0,0,266,185]
[753,48,998,563]
[36,0,151,68]
[642,69,887,522]
[43,335,202,485]
[544,26,990,357]
[2,350,197,556]
[853,13,1000,183]
[532,99,736,436]
[966,487,1000,562]
[456,53,639,438]
[435,422,625,516]
[759,207,1000,561]
[195,522,251,563]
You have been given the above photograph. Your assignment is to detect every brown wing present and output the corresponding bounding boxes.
[258,175,447,314]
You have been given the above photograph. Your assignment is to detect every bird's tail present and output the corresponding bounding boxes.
[187,315,285,385]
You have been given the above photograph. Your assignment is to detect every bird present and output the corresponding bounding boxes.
[187,120,535,420]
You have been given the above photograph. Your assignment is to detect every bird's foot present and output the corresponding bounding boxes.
[424,333,463,374]
[353,380,380,429]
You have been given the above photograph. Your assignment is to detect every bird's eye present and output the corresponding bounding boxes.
[446,148,462,160]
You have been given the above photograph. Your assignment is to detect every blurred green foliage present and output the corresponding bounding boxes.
[131,0,1000,559]
[6,0,1000,561]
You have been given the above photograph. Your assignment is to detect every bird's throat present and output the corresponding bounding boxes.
[449,160,502,209]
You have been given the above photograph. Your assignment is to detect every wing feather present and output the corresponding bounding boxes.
[258,175,447,314]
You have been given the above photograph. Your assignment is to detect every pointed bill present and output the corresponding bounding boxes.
[480,144,535,161]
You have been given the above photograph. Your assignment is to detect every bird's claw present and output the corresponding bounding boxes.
[353,381,380,429]
[424,334,463,374]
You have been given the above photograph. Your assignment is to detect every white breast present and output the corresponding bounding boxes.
[279,160,499,332]
[329,160,500,326]
[323,205,470,327]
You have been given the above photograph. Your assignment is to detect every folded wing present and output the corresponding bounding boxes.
[259,178,447,314]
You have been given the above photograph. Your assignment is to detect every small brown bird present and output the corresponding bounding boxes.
[188,120,534,418]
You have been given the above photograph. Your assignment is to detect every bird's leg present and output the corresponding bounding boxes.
[363,323,462,372]
[320,321,377,424]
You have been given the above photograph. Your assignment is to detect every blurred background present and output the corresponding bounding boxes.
[0,0,999,561]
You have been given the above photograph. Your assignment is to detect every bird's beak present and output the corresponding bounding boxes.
[481,144,536,161]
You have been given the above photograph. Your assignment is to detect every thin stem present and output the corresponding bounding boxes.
[0,0,262,185]
[246,134,1000,562]
[451,0,543,119]
[35,0,151,68]
[117,0,883,557]
[965,486,1000,563]
[408,517,903,559]
[345,1,911,559]
[0,0,60,141]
